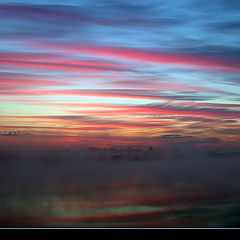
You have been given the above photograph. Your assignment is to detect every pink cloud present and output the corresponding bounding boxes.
[34,42,240,73]
[0,51,128,72]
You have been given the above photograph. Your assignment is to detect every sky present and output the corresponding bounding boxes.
[0,0,240,149]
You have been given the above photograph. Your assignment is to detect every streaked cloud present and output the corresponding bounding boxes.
[0,0,239,148]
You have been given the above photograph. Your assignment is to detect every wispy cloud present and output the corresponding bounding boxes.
[32,42,240,73]
[0,0,239,148]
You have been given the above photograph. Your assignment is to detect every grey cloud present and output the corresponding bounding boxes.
[156,134,194,139]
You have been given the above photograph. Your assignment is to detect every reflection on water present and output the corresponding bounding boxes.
[0,148,240,228]
[1,192,240,227]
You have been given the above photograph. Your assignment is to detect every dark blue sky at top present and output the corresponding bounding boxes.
[0,0,240,57]
[1,0,239,90]
[0,0,239,90]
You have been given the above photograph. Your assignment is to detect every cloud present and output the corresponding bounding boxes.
[155,134,220,145]
[0,4,106,25]
[0,51,129,73]
[140,104,240,118]
[183,137,220,145]
[176,45,240,62]
[0,114,172,130]
[156,134,194,139]
[32,41,240,73]
[0,2,183,29]
[0,0,239,150]
[0,89,172,100]
[0,88,217,102]
[176,116,238,123]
